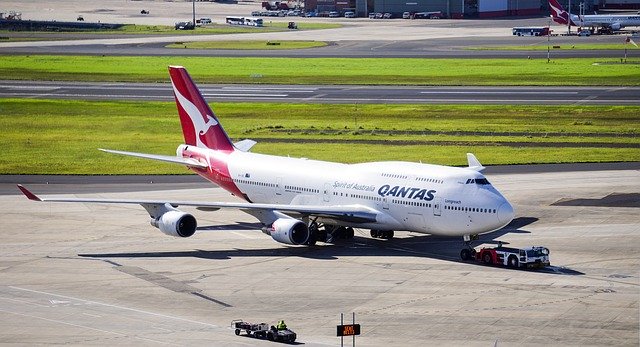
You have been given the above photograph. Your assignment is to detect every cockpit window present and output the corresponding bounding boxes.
[465,178,491,185]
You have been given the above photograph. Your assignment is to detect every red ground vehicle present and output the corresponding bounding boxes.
[465,245,550,269]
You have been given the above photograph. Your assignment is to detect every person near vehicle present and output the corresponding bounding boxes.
[276,320,287,330]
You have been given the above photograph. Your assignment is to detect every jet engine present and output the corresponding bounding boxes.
[611,23,621,31]
[265,218,309,245]
[150,210,197,238]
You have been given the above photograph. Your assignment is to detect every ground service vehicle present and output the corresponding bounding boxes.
[463,245,550,269]
[232,319,297,343]
[512,27,550,36]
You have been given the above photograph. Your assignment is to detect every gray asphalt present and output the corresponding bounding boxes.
[3,80,640,105]
[2,37,638,58]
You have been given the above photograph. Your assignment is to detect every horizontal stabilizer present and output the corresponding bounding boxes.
[234,139,257,152]
[467,153,486,172]
[99,148,208,169]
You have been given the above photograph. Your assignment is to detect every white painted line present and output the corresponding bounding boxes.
[419,91,579,95]
[203,93,288,97]
[9,286,219,328]
[0,307,170,345]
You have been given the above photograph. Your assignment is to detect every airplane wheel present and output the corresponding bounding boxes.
[460,249,471,260]
[235,329,240,335]
[370,229,380,238]
[346,227,354,239]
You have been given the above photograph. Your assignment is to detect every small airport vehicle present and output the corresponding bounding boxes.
[461,245,550,269]
[577,29,591,36]
[287,21,297,29]
[344,11,355,18]
[140,9,149,15]
[232,319,297,343]
[174,21,195,30]
[76,15,84,21]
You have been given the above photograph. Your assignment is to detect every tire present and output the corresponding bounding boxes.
[460,248,471,261]
[483,252,492,264]
[235,329,240,336]
[508,256,519,268]
[267,332,275,341]
[346,227,355,239]
[370,230,379,238]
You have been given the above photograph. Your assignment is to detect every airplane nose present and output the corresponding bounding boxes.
[497,202,515,225]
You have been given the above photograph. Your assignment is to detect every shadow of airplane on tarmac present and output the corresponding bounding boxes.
[78,217,583,275]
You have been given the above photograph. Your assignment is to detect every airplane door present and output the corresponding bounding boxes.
[276,177,283,196]
[433,197,442,216]
[323,183,331,202]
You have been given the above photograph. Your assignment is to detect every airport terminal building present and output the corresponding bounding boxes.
[306,0,639,17]
[308,0,543,18]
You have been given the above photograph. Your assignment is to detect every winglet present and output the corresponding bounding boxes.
[466,153,486,172]
[17,185,42,201]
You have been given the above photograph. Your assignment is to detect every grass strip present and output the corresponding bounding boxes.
[0,99,637,174]
[165,40,328,50]
[0,55,638,85]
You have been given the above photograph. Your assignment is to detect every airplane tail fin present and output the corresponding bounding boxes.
[548,0,569,24]
[168,66,234,151]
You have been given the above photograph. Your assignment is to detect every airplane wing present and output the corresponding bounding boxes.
[98,148,208,169]
[17,185,378,224]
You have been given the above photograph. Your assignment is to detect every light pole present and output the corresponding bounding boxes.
[567,0,571,35]
[192,0,196,25]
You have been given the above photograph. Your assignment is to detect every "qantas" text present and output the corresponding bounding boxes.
[377,185,436,201]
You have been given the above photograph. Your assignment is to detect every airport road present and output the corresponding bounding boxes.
[3,80,640,105]
[0,169,638,346]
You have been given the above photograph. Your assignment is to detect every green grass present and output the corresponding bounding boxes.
[1,99,637,174]
[0,22,341,35]
[0,55,639,85]
[471,43,640,51]
[165,40,328,50]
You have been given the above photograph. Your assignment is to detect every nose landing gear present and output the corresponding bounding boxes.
[460,234,479,260]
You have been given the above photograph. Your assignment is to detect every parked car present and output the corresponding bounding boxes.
[328,11,340,17]
[578,29,591,36]
[175,21,195,30]
[344,11,355,18]
[383,12,392,18]
[402,11,411,19]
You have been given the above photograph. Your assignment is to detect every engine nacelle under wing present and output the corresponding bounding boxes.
[266,218,309,245]
[151,210,197,238]
[611,23,622,30]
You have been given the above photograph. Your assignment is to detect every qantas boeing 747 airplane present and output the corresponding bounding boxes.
[19,66,514,259]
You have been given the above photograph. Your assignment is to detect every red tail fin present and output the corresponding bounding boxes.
[548,0,569,24]
[168,66,234,151]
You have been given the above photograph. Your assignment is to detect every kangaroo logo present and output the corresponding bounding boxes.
[172,83,218,148]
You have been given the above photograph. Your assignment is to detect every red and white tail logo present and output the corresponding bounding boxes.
[169,66,234,151]
[548,0,570,24]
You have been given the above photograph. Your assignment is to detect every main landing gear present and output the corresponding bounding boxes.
[306,220,355,245]
[460,234,479,260]
[370,229,394,239]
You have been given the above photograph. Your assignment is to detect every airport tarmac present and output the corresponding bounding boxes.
[1,169,638,346]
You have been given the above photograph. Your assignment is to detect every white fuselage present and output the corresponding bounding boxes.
[571,13,640,28]
[213,150,514,237]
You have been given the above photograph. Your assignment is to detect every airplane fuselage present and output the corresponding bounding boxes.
[571,14,640,28]
[179,144,514,237]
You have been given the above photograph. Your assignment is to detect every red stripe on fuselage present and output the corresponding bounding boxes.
[180,145,246,200]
